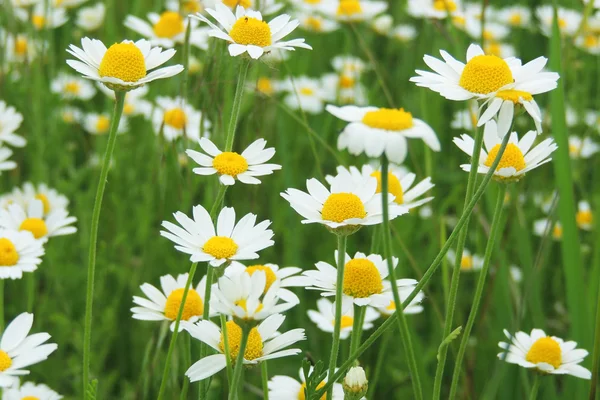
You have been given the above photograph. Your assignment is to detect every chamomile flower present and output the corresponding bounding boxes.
[569,136,599,159]
[575,28,600,55]
[183,314,304,382]
[447,248,483,272]
[9,182,69,216]
[3,33,38,64]
[160,206,274,267]
[0,148,17,174]
[321,73,367,105]
[59,106,83,124]
[16,4,67,31]
[576,201,593,231]
[297,13,339,33]
[51,73,97,101]
[131,273,212,331]
[269,367,344,400]
[289,0,327,12]
[307,298,380,339]
[166,0,204,14]
[207,0,284,15]
[454,121,557,182]
[281,167,407,231]
[0,313,58,388]
[321,0,388,22]
[407,0,462,19]
[0,229,44,280]
[186,137,281,185]
[0,101,26,147]
[391,25,417,42]
[192,4,311,59]
[83,113,129,135]
[371,14,393,35]
[66,38,184,91]
[484,41,516,58]
[2,381,62,400]
[0,199,77,241]
[281,76,330,114]
[465,20,510,42]
[450,107,479,131]
[75,3,106,32]
[374,285,425,316]
[253,77,280,96]
[125,11,210,50]
[496,6,531,28]
[536,6,582,37]
[152,96,211,142]
[326,105,441,163]
[227,262,303,303]
[332,55,368,75]
[498,329,591,379]
[533,218,562,241]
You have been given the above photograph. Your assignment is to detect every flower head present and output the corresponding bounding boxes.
[152,96,211,142]
[2,381,62,400]
[269,366,344,400]
[0,229,44,280]
[307,298,380,339]
[321,0,388,22]
[51,73,97,101]
[125,11,210,50]
[75,3,106,31]
[0,199,77,241]
[0,101,26,148]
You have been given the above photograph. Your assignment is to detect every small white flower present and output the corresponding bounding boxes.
[51,73,97,101]
[533,218,563,241]
[269,366,344,400]
[75,3,106,32]
[0,229,44,280]
[321,73,368,106]
[321,0,388,22]
[407,0,462,19]
[15,4,67,31]
[125,11,210,50]
[371,14,393,35]
[331,55,368,75]
[226,261,303,304]
[576,201,593,231]
[447,248,484,272]
[281,76,330,114]
[343,366,368,397]
[495,6,531,27]
[536,6,582,37]
[391,25,417,42]
[59,106,83,124]
[2,33,39,64]
[569,136,599,159]
[83,112,129,136]
[3,381,61,399]
[0,199,77,241]
[509,265,522,283]
[307,298,380,339]
[0,101,25,148]
[152,96,211,142]
[297,12,340,33]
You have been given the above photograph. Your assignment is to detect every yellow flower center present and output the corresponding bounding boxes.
[153,11,185,38]
[229,17,272,47]
[337,0,362,16]
[98,42,147,83]
[32,15,45,29]
[95,116,110,133]
[0,350,12,372]
[496,89,533,104]
[246,265,277,293]
[386,300,396,311]
[459,55,514,94]
[22,397,41,400]
[509,13,522,25]
[576,210,593,226]
[223,0,251,7]
[163,288,204,320]
[526,336,562,369]
[64,81,81,94]
[124,103,135,115]
[339,75,355,88]
[182,0,202,13]
[584,35,599,48]
[460,255,473,270]
[305,16,323,31]
[304,0,321,4]
[484,143,526,172]
[35,193,51,214]
[212,152,249,176]
[342,258,383,298]
[453,16,466,26]
[335,315,354,329]
[15,38,28,56]
[558,18,567,29]
[362,108,414,131]
[321,193,366,223]
[257,77,274,95]
[298,381,327,400]
[203,236,238,259]
[163,108,187,130]
[235,298,264,316]
[370,171,404,204]
[19,218,48,239]
[219,320,263,361]
[485,42,503,57]
[553,225,563,239]
[0,238,19,267]
[433,0,457,12]
[300,87,314,96]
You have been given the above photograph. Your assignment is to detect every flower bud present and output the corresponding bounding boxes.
[343,366,368,400]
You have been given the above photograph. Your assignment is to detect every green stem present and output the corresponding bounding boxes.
[82,90,125,399]
[220,314,234,384]
[381,155,423,400]
[529,375,541,400]
[26,274,34,312]
[228,324,250,400]
[349,304,366,355]
[209,186,227,219]
[224,59,250,152]
[261,361,270,400]
[198,266,215,400]
[180,334,192,400]
[448,184,507,400]
[326,235,347,400]
[0,280,4,331]
[157,262,198,400]
[180,17,192,101]
[589,224,600,400]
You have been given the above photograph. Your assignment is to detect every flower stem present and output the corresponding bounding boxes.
[228,324,250,400]
[349,304,366,355]
[224,59,250,152]
[198,266,215,400]
[82,90,125,399]
[157,262,198,400]
[529,375,541,400]
[0,280,4,331]
[220,314,234,383]
[589,224,600,400]
[326,234,347,400]
[261,361,270,400]
[448,184,507,399]
[180,17,192,101]
[180,334,192,400]
[381,155,423,400]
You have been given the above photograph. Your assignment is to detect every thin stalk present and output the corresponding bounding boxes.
[261,361,269,400]
[180,334,192,400]
[448,184,507,400]
[529,375,541,400]
[326,235,347,400]
[228,324,250,400]
[381,155,423,400]
[26,274,34,312]
[82,90,125,399]
[220,314,234,384]
[198,267,215,400]
[0,280,3,331]
[157,262,198,400]
[209,186,227,219]
[349,304,366,354]
[180,17,192,101]
[224,59,250,152]
[589,221,600,400]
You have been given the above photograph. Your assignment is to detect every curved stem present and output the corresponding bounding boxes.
[228,324,250,400]
[381,155,423,400]
[448,184,507,400]
[261,361,270,400]
[157,262,198,400]
[82,90,125,399]
[529,375,541,400]
[349,304,366,355]
[224,59,250,152]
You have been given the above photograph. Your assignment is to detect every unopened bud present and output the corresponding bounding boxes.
[343,366,368,400]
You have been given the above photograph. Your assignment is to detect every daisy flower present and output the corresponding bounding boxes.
[0,147,17,174]
[83,112,129,135]
[50,73,97,101]
[0,313,58,388]
[331,55,368,75]
[321,73,368,105]
[533,218,562,241]
[269,366,344,400]
[66,38,184,91]
[152,96,211,142]
[59,106,83,125]
[576,32,600,55]
[289,0,327,12]
[124,11,210,50]
[160,205,274,267]
[453,120,557,183]
[484,41,516,59]
[9,182,69,216]
[536,6,582,37]
[447,248,484,272]
[576,201,593,231]
[374,285,425,316]
[166,0,203,14]
[205,0,284,15]
[495,6,531,27]
[3,33,38,64]
[226,261,303,303]
[465,20,510,42]
[186,137,280,185]
[307,298,380,339]
[407,0,462,19]
[0,229,45,280]
[569,136,599,159]
[498,329,591,379]
[297,13,339,33]
[281,167,407,232]
[16,4,67,31]
[2,381,62,400]
[321,0,388,22]
[281,76,331,114]
[131,273,212,331]
[183,314,304,382]
[0,199,77,241]
[75,3,106,32]
[391,25,417,43]
[192,4,311,59]
[326,105,441,163]
[0,101,25,148]
[371,14,393,35]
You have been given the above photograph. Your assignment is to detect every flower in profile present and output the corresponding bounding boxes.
[51,73,97,101]
[0,199,77,241]
[447,248,484,272]
[321,0,388,22]
[496,6,531,27]
[407,0,462,19]
[2,381,62,400]
[576,201,593,231]
[0,229,45,280]
[0,313,58,388]
[326,105,440,163]
[0,101,26,148]
[568,136,599,160]
[343,366,368,400]
[15,4,67,31]
[297,12,339,33]
[454,121,557,183]
[125,11,210,50]
[8,182,70,218]
[131,273,212,331]
[280,76,331,114]
[83,112,129,135]
[533,218,562,241]
[75,3,106,32]
[152,96,211,142]
[192,4,311,59]
[498,328,591,379]
[186,137,281,185]
[269,367,344,400]
[66,38,184,91]
[307,298,380,339]
[536,6,582,37]
[160,206,274,266]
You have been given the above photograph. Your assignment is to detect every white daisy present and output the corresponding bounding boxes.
[205,0,284,15]
[447,248,484,272]
[321,0,388,22]
[183,314,304,382]
[2,33,38,64]
[75,3,106,32]
[575,32,600,55]
[498,328,591,379]
[289,0,327,12]
[371,14,393,35]
[453,120,557,182]
[281,76,330,114]
[152,96,211,142]
[0,313,58,388]
[226,261,303,303]
[0,101,25,148]
[50,73,97,101]
[569,136,599,159]
[407,0,462,19]
[465,20,510,42]
[483,41,516,59]
[166,0,203,14]
[326,104,441,163]
[533,218,562,241]
[576,201,593,231]
[331,55,368,75]
[297,13,339,33]
[131,273,212,331]
[192,4,312,59]
[374,285,425,316]
[15,4,67,31]
[269,366,344,400]
[495,6,531,27]
[83,112,129,135]
[160,205,274,267]
[321,73,368,106]
[0,229,44,280]
[281,167,407,231]
[8,182,70,216]
[391,25,417,42]
[0,199,77,241]
[59,106,83,125]
[536,6,582,37]
[3,381,62,399]
[66,38,184,91]
[307,298,380,339]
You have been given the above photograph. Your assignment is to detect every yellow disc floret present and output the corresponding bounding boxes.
[305,16,323,31]
[32,15,45,30]
[433,0,457,12]
[212,152,249,176]
[337,0,362,16]
[339,75,355,88]
[362,108,414,131]
[153,11,185,38]
[15,37,28,56]
[339,315,354,329]
[95,116,110,133]
[163,288,204,320]
[163,108,187,130]
[202,236,238,259]
[370,171,404,204]
[257,78,274,95]
[64,82,81,94]
[509,13,522,25]
[460,255,473,270]
[246,265,277,292]
[576,210,593,227]
[484,143,526,172]
[219,320,263,361]
[22,397,41,400]
[496,90,533,104]
[230,17,272,47]
[0,350,12,372]
[300,87,314,96]
[526,336,562,369]
[459,55,514,94]
[235,298,264,316]
[298,381,327,400]
[343,258,383,298]
[223,0,251,7]
[553,225,563,239]
[0,238,19,267]
[99,42,147,83]
[19,218,48,239]
[35,193,51,214]
[321,193,366,223]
